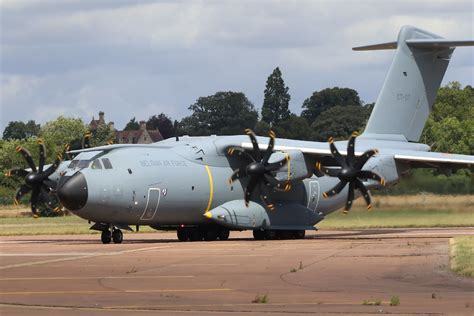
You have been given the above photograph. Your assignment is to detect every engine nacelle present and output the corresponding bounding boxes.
[362,154,400,188]
[270,149,311,183]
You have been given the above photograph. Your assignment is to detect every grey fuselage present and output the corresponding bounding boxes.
[61,136,356,228]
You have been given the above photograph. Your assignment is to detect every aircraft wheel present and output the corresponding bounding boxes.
[278,230,294,240]
[204,230,218,241]
[101,230,112,244]
[177,228,189,242]
[189,229,203,241]
[112,229,123,244]
[253,230,265,240]
[265,230,277,240]
[294,230,305,239]
[218,229,230,241]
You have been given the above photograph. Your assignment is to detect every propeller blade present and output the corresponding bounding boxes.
[319,165,341,177]
[30,187,40,215]
[258,182,275,210]
[355,149,378,169]
[39,186,54,207]
[227,147,255,162]
[43,179,58,190]
[329,138,347,167]
[82,132,91,149]
[344,181,355,212]
[262,173,289,191]
[357,170,386,186]
[323,180,347,198]
[16,147,37,172]
[229,167,247,184]
[6,168,28,178]
[355,179,372,209]
[244,176,258,207]
[42,153,63,178]
[38,140,46,173]
[347,132,358,165]
[265,157,288,172]
[261,130,276,165]
[14,184,31,205]
[245,129,262,161]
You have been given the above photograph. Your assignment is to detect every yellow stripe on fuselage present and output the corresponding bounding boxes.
[204,165,214,212]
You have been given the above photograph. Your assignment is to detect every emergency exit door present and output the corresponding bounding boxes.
[141,188,161,220]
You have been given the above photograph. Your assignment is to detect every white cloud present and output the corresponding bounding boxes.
[1,0,473,131]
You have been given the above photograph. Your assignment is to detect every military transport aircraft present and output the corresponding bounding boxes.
[7,26,474,244]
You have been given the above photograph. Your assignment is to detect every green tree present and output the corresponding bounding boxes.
[2,120,41,140]
[90,124,116,147]
[146,113,174,139]
[421,82,474,155]
[301,87,362,123]
[40,116,87,151]
[181,91,258,135]
[124,117,140,131]
[261,67,291,126]
[310,106,370,141]
[271,115,312,140]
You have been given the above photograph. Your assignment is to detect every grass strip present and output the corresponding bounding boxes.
[450,236,474,278]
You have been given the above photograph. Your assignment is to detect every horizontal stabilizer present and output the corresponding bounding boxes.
[353,39,474,51]
[406,39,474,48]
[353,41,397,51]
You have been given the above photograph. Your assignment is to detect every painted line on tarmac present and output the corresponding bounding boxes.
[0,245,171,270]
[0,288,233,295]
[0,275,195,281]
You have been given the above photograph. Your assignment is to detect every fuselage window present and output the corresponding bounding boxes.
[102,158,113,169]
[68,160,79,169]
[91,159,103,169]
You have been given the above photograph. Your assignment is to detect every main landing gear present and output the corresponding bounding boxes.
[253,229,305,240]
[177,227,230,242]
[101,227,123,244]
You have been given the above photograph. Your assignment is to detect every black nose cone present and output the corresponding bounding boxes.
[57,172,88,211]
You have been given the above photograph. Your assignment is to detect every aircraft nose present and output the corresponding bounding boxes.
[57,172,88,211]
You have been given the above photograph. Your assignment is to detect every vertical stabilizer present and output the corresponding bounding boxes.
[359,26,459,142]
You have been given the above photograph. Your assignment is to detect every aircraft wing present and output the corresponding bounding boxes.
[240,141,473,169]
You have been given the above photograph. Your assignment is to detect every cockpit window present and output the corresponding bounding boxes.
[68,160,79,169]
[102,158,113,169]
[91,159,103,169]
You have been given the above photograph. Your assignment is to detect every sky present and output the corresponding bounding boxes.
[1,0,473,132]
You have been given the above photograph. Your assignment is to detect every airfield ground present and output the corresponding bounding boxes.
[1,228,473,315]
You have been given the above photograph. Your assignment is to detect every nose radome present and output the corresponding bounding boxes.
[57,172,88,211]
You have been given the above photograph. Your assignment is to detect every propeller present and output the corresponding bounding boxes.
[316,132,386,213]
[227,129,290,210]
[5,140,63,216]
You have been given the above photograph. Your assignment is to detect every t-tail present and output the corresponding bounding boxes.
[357,25,473,142]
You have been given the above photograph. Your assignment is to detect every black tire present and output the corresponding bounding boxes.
[265,230,277,240]
[278,230,294,240]
[294,230,305,239]
[177,228,189,242]
[204,230,218,241]
[112,229,123,244]
[189,229,204,241]
[218,229,230,241]
[101,230,112,244]
[253,230,265,240]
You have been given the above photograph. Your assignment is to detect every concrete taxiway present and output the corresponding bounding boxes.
[0,228,473,315]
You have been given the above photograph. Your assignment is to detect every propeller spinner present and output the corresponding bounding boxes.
[316,132,385,213]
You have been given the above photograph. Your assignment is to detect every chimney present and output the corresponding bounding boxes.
[139,120,146,130]
[108,121,115,130]
[99,111,105,123]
